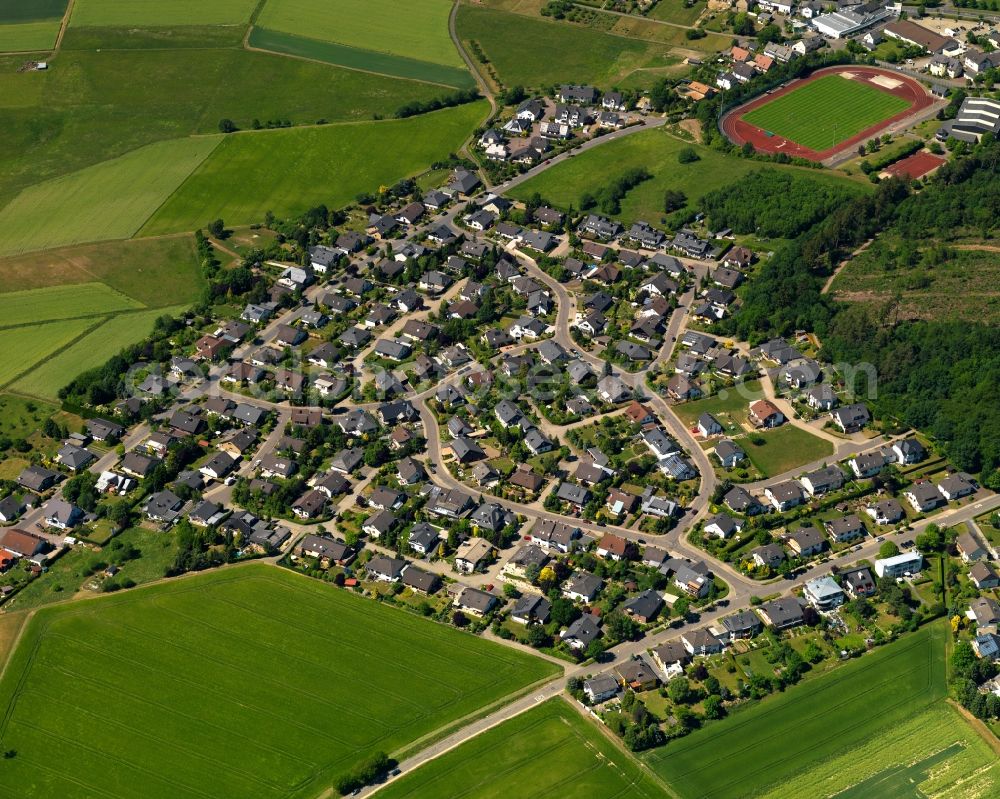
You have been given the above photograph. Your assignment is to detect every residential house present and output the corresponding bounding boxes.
[756,596,805,629]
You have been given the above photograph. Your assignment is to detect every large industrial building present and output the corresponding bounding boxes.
[940,96,1000,143]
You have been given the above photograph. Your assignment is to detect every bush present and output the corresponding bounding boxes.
[678,147,700,164]
[335,752,390,796]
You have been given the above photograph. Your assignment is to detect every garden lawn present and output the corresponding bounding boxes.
[0,235,203,306]
[0,48,449,206]
[0,565,558,799]
[258,0,463,67]
[741,424,834,477]
[508,127,864,227]
[7,527,182,611]
[0,137,221,256]
[0,20,60,51]
[69,0,258,27]
[0,283,143,327]
[375,698,667,799]
[0,394,58,440]
[645,622,947,799]
[142,102,488,234]
[758,703,1000,799]
[456,4,669,88]
[0,318,100,387]
[647,0,705,26]
[248,27,474,88]
[740,75,910,152]
[673,382,763,432]
[10,306,188,399]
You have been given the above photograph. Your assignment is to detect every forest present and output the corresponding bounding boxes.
[724,139,1000,482]
[699,170,858,239]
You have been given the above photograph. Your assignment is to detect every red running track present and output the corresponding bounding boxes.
[720,66,936,162]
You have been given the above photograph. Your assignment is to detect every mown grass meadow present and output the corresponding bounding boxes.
[0,565,558,799]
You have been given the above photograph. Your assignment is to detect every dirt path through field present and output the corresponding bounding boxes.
[822,237,876,294]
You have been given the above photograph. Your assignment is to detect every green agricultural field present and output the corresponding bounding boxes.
[742,424,834,477]
[0,48,451,207]
[0,318,98,387]
[509,128,865,226]
[376,698,667,799]
[456,4,672,88]
[0,20,60,51]
[760,703,1000,798]
[10,306,187,399]
[248,27,475,88]
[0,565,558,799]
[0,137,221,256]
[69,0,257,27]
[0,235,203,306]
[0,283,142,327]
[741,75,911,152]
[646,623,947,799]
[0,0,67,23]
[143,101,487,235]
[258,0,463,68]
[62,23,246,49]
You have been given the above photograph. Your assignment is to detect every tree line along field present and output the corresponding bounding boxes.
[256,0,465,69]
[375,699,669,799]
[509,127,866,227]
[69,0,258,27]
[0,47,453,208]
[141,101,489,235]
[247,27,476,89]
[740,75,910,152]
[0,565,558,799]
[644,622,948,798]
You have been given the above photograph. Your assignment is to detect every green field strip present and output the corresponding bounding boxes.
[0,317,104,388]
[644,622,947,799]
[249,27,474,88]
[0,0,67,24]
[742,75,910,151]
[0,566,557,799]
[69,0,258,28]
[0,137,223,257]
[0,282,144,328]
[9,305,186,399]
[140,101,487,235]
[0,20,61,51]
[375,698,668,799]
[256,0,464,69]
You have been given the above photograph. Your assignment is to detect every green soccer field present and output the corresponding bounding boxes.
[375,699,668,799]
[644,622,947,798]
[0,565,558,799]
[741,75,911,152]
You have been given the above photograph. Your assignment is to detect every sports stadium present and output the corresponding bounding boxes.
[720,66,938,162]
